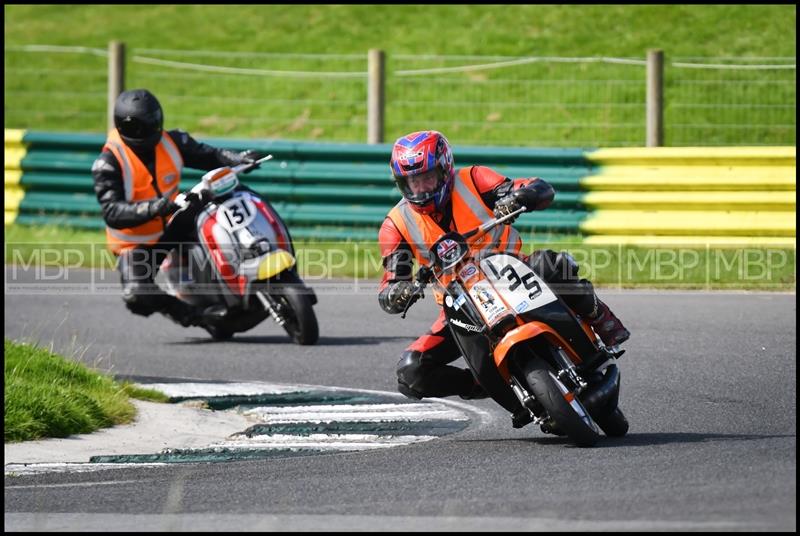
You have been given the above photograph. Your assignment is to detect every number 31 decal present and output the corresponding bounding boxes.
[218,196,257,231]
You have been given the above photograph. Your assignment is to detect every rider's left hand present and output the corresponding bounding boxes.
[494,187,541,223]
[493,193,523,223]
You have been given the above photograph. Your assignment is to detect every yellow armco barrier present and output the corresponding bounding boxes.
[581,210,796,237]
[587,147,796,166]
[581,166,796,191]
[583,191,796,211]
[582,146,796,246]
[583,235,796,247]
[4,129,27,225]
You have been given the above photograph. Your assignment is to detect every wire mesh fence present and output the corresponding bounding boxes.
[130,49,369,141]
[4,45,796,147]
[388,55,648,147]
[666,57,796,146]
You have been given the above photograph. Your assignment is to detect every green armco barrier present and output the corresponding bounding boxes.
[9,130,794,246]
[7,130,591,241]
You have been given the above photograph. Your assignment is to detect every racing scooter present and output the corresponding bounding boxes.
[401,207,628,447]
[155,155,319,344]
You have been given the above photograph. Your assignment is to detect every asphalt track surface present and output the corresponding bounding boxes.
[4,267,797,531]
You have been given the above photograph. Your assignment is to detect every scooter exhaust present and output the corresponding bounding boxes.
[579,364,620,411]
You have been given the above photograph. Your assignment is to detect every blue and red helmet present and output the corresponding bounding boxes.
[390,130,455,215]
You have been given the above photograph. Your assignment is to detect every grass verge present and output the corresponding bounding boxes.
[4,338,168,443]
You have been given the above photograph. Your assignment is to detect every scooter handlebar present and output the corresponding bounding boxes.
[232,154,273,175]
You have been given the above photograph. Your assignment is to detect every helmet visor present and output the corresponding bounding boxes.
[394,168,443,205]
[117,109,163,141]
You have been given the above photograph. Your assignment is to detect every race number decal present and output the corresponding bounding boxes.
[480,254,557,313]
[217,196,257,232]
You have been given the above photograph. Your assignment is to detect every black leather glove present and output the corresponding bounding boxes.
[148,197,179,218]
[184,190,213,208]
[493,193,524,223]
[381,280,416,314]
[493,187,541,223]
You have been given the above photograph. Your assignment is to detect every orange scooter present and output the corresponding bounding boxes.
[401,207,628,447]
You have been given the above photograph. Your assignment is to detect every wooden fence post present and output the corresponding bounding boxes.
[646,48,664,147]
[367,49,385,144]
[107,41,125,132]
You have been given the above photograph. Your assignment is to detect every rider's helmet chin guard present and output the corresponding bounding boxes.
[390,131,456,216]
[113,89,164,150]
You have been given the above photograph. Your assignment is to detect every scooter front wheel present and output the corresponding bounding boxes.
[259,271,319,345]
[524,358,601,447]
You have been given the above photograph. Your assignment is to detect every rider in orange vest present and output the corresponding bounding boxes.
[378,131,630,415]
[93,89,261,329]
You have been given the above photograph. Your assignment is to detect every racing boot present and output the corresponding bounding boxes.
[201,303,229,323]
[160,297,203,327]
[459,380,489,400]
[588,300,630,347]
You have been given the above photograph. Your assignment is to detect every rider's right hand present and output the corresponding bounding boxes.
[184,190,213,208]
[148,197,179,218]
[380,280,416,314]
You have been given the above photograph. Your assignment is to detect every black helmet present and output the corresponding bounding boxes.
[113,89,164,149]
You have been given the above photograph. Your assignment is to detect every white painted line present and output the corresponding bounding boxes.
[7,479,144,489]
[210,433,438,451]
[141,382,312,397]
[241,403,469,423]
[5,462,169,475]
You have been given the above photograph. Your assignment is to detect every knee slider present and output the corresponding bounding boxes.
[396,351,426,398]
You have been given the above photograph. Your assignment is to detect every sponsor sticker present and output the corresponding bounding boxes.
[458,263,478,282]
[468,282,508,325]
[436,239,461,265]
[449,318,483,333]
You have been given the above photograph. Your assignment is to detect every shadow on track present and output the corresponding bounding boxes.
[165,335,412,346]
[461,432,795,448]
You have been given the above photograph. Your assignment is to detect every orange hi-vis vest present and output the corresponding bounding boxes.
[103,129,183,254]
[387,166,522,304]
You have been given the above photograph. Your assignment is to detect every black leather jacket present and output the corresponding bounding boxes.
[92,129,246,229]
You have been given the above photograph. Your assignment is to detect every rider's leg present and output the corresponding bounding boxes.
[395,309,485,400]
[117,245,201,327]
[527,249,630,346]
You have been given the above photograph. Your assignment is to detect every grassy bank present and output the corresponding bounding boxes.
[5,223,795,290]
[4,338,168,443]
[4,5,795,146]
